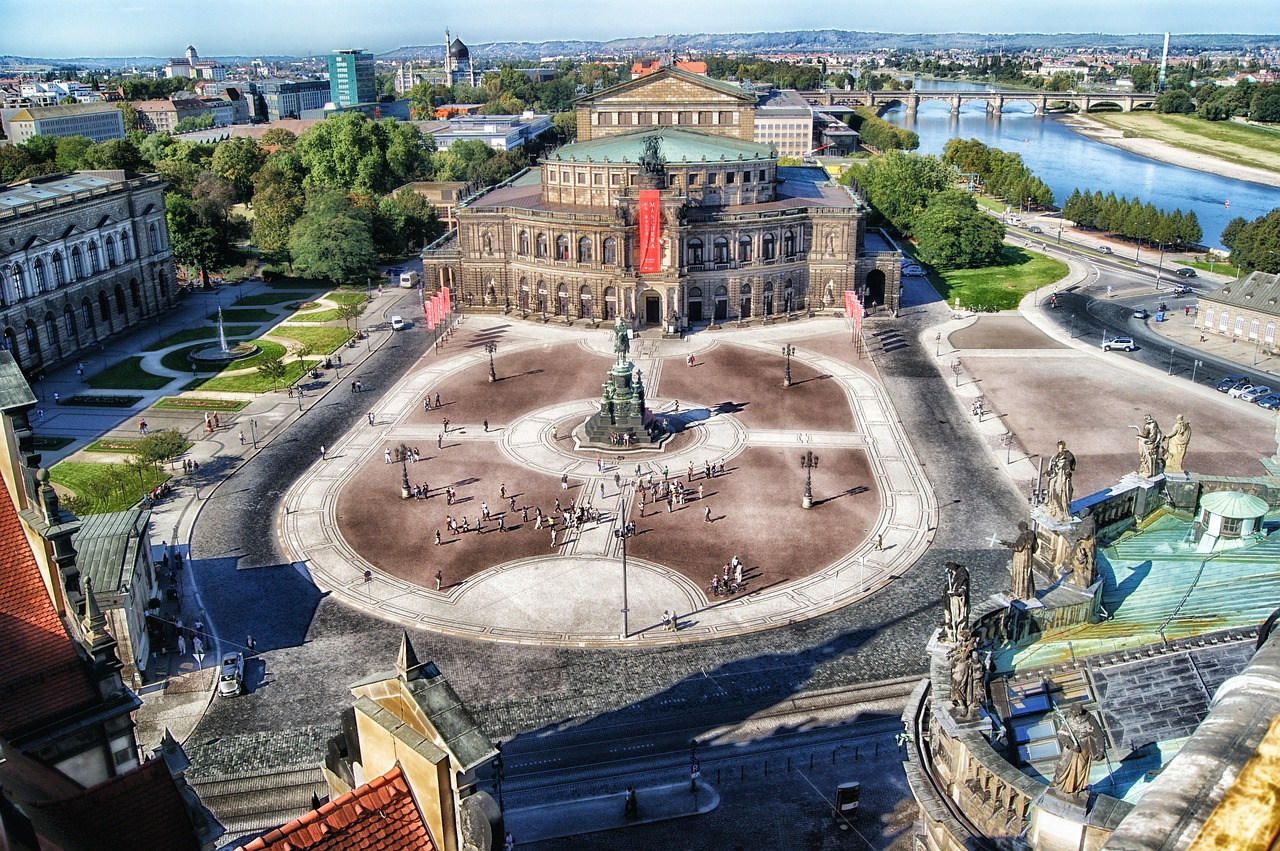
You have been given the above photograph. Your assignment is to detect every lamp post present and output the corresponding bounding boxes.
[249,418,258,450]
[950,360,962,387]
[400,452,411,499]
[1000,433,1014,465]
[1169,347,1177,375]
[485,342,498,383]
[800,450,819,509]
[1156,242,1168,288]
[782,344,795,387]
[1191,358,1203,384]
[935,332,941,357]
[613,523,634,637]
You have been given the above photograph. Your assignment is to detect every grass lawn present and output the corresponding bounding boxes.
[183,359,308,393]
[142,325,259,352]
[325,291,369,306]
[930,246,1070,310]
[1089,113,1280,175]
[86,436,192,455]
[87,357,174,390]
[262,274,328,289]
[60,394,143,408]
[208,308,277,323]
[269,325,353,353]
[160,340,287,373]
[1179,256,1243,276]
[49,460,171,515]
[288,308,347,323]
[152,397,249,412]
[234,291,306,306]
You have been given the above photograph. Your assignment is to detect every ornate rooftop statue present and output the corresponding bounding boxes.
[948,629,980,718]
[1001,521,1038,601]
[1050,704,1106,799]
[1133,414,1164,478]
[1164,414,1191,474]
[638,135,665,177]
[1069,510,1098,588]
[1045,440,1076,523]
[942,561,970,643]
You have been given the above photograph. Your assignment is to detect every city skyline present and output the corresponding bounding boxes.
[2,0,1278,59]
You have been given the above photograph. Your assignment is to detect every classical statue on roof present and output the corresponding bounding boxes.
[639,135,665,177]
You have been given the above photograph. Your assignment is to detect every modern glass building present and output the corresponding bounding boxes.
[327,49,375,108]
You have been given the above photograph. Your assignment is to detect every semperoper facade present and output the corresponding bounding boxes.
[424,68,899,329]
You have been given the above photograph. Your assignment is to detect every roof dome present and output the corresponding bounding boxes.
[449,38,469,59]
[1200,491,1269,520]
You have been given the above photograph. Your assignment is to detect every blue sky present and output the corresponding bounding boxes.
[2,0,1276,58]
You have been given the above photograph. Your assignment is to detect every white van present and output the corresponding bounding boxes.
[390,315,406,331]
[399,271,419,289]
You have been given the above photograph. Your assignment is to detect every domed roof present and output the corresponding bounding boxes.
[448,38,469,59]
[1200,490,1269,519]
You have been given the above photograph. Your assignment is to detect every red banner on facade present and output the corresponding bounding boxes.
[425,296,436,329]
[442,286,451,314]
[638,190,662,274]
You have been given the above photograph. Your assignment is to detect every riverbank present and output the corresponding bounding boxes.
[1059,113,1280,189]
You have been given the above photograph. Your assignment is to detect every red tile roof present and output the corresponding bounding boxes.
[243,765,436,851]
[25,757,202,850]
[0,487,99,738]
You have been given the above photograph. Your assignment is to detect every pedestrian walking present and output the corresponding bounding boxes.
[509,496,516,512]
[698,484,704,500]
[560,473,569,490]
[483,419,489,432]
[687,463,693,482]
[52,392,59,405]
[434,393,441,408]
[320,445,327,460]
[442,417,450,433]
[481,502,490,520]
[687,354,695,367]
[384,448,392,464]
[177,634,186,656]
[599,482,606,499]
[876,533,884,551]
[368,412,376,426]
[424,397,431,411]
[76,362,84,377]
[550,529,557,548]
[704,505,712,522]
[239,431,245,445]
[356,380,363,393]
[500,483,506,499]
[246,634,256,653]
[435,570,443,590]
[435,530,442,546]
[498,514,506,532]
[521,505,529,522]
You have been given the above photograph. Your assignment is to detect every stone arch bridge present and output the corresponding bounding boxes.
[800,89,1157,115]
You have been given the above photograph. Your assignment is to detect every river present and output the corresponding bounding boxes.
[879,80,1278,250]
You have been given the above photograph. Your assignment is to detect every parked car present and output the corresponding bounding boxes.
[218,653,244,698]
[1133,307,1149,319]
[1256,393,1280,410]
[1028,225,1043,234]
[1170,284,1192,296]
[1098,246,1113,255]
[1228,382,1256,399]
[1217,374,1250,393]
[1175,267,1197,278]
[1102,337,1136,352]
[390,315,406,331]
[901,264,925,277]
[1241,385,1272,403]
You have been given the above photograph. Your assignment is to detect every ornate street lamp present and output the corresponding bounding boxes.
[800,450,819,509]
[614,522,636,637]
[485,341,497,383]
[782,344,795,387]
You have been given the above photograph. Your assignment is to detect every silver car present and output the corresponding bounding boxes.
[218,652,244,697]
[1240,385,1272,403]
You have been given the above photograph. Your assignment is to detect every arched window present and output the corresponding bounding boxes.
[738,236,752,262]
[0,269,7,307]
[1218,311,1228,332]
[518,278,529,311]
[783,230,796,257]
[687,238,703,265]
[1204,307,1215,330]
[518,231,530,255]
[739,283,751,318]
[52,252,65,287]
[1267,322,1276,344]
[24,320,40,355]
[536,233,548,259]
[105,235,118,267]
[579,284,592,319]
[43,313,57,351]
[88,241,100,274]
[762,233,775,260]
[763,282,775,315]
[148,222,160,253]
[12,265,26,300]
[1250,318,1260,340]
[120,229,133,260]
[556,282,568,315]
[577,237,592,263]
[555,235,569,261]
[62,305,76,340]
[1234,315,1245,336]
[783,281,795,313]
[604,286,617,320]
[81,298,94,333]
[130,279,141,308]
[1,328,16,359]
[71,246,84,279]
[602,238,617,265]
[114,284,127,315]
[33,259,47,293]
[713,237,729,263]
[157,273,168,299]
[98,291,111,322]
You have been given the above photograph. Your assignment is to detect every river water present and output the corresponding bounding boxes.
[879,80,1278,249]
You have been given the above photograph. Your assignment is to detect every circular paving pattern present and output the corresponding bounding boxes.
[281,316,936,645]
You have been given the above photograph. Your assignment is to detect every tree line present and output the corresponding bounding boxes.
[850,108,920,152]
[941,139,1053,210]
[1061,189,1202,247]
[1222,210,1280,274]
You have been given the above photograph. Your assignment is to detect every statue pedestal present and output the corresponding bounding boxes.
[1030,789,1090,851]
[1030,507,1076,534]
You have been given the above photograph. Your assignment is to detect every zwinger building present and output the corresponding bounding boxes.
[424,68,899,328]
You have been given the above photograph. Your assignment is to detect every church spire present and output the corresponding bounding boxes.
[397,630,422,679]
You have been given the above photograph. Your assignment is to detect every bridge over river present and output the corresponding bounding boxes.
[800,89,1157,115]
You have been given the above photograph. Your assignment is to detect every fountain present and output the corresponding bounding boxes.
[188,306,261,366]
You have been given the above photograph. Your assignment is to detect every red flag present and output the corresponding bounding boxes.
[443,286,451,314]
[428,294,438,329]
[845,290,864,333]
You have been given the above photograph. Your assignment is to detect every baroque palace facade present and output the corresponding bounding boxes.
[424,68,899,328]
[0,171,178,377]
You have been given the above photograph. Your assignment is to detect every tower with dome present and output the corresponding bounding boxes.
[444,31,475,88]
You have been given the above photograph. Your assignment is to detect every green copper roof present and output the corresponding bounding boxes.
[1200,490,1269,518]
[547,127,773,165]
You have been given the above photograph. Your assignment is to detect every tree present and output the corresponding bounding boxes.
[1252,87,1280,122]
[288,189,378,284]
[136,429,187,471]
[115,101,140,133]
[296,112,432,195]
[913,190,1007,269]
[1155,89,1195,114]
[211,137,265,201]
[256,355,287,391]
[173,112,215,133]
[0,146,32,183]
[337,300,365,330]
[54,135,94,172]
[81,137,144,171]
[552,111,577,143]
[250,163,305,262]
[1129,64,1157,93]
[259,127,298,148]
[1221,208,1280,273]
[166,193,222,286]
[858,151,955,235]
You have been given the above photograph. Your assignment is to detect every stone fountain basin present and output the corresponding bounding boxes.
[189,342,261,365]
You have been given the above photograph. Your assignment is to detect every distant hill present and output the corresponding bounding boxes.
[0,54,296,71]
[379,30,1280,61]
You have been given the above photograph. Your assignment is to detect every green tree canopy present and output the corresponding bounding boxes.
[288,189,378,284]
[166,193,223,285]
[858,150,955,235]
[211,136,265,201]
[296,113,432,195]
[1221,208,1280,273]
[913,190,1007,269]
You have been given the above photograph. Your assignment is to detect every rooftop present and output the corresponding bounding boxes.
[10,102,122,120]
[0,170,157,213]
[547,127,773,165]
[75,507,151,598]
[1201,270,1280,316]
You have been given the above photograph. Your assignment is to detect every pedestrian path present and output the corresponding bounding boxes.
[505,781,719,844]
[280,314,938,647]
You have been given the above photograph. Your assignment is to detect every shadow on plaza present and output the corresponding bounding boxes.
[500,597,935,767]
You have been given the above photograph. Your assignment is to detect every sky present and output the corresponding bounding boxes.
[2,0,1277,58]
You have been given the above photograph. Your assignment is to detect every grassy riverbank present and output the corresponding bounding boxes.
[1083,113,1280,176]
